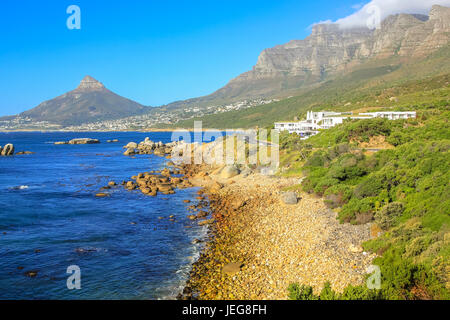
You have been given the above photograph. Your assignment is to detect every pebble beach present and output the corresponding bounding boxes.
[178,164,377,300]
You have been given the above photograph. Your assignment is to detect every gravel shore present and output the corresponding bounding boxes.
[179,165,376,300]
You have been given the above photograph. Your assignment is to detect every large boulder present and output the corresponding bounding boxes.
[1,144,14,156]
[124,142,138,149]
[153,148,164,155]
[123,148,136,156]
[126,181,137,190]
[222,263,243,276]
[220,165,240,179]
[281,192,298,205]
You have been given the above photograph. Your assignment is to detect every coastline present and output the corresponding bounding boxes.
[0,128,231,133]
[177,163,376,300]
[1,132,377,299]
[0,132,211,299]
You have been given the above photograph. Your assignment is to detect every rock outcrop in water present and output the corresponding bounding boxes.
[122,137,186,157]
[117,168,193,198]
[54,138,100,145]
[69,138,100,145]
[15,151,35,155]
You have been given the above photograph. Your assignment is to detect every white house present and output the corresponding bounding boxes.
[274,111,416,139]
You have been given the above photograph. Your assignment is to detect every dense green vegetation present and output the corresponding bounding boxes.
[161,44,450,299]
[283,106,449,300]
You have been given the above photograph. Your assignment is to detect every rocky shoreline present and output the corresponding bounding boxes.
[96,136,377,300]
[174,163,376,300]
[3,134,378,299]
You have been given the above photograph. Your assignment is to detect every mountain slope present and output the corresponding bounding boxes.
[163,44,450,129]
[6,5,449,129]
[19,76,147,126]
[163,5,450,111]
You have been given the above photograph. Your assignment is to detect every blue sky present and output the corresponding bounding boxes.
[0,0,374,115]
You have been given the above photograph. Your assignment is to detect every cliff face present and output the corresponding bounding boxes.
[216,5,449,99]
[250,24,373,79]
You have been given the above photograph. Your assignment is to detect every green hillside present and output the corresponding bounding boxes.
[166,46,450,299]
[281,103,449,300]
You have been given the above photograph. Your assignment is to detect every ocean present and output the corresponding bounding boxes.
[0,131,208,300]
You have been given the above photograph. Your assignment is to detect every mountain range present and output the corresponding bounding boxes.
[2,4,450,128]
[164,4,450,110]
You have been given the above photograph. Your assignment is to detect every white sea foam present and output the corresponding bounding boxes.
[10,185,29,190]
[157,225,210,300]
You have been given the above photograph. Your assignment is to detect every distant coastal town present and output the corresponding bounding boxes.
[0,98,278,132]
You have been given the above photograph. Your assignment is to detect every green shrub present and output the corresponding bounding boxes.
[353,176,385,199]
[305,150,329,167]
[339,198,375,224]
[346,118,394,142]
[375,202,405,230]
[314,178,340,195]
[328,143,350,159]
[340,285,381,300]
[319,282,338,300]
[403,237,428,260]
[324,184,353,208]
[288,284,319,300]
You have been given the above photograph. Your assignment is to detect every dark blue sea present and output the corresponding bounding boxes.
[0,132,208,300]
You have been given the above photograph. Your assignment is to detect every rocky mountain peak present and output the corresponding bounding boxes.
[218,5,450,98]
[76,75,105,91]
[429,4,450,20]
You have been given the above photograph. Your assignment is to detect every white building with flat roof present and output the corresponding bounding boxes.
[274,111,416,139]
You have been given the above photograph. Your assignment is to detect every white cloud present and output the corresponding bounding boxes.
[316,0,450,29]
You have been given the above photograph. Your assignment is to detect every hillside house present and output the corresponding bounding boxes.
[274,111,416,139]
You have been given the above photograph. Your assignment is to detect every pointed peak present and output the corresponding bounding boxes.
[77,75,105,90]
[81,75,98,82]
